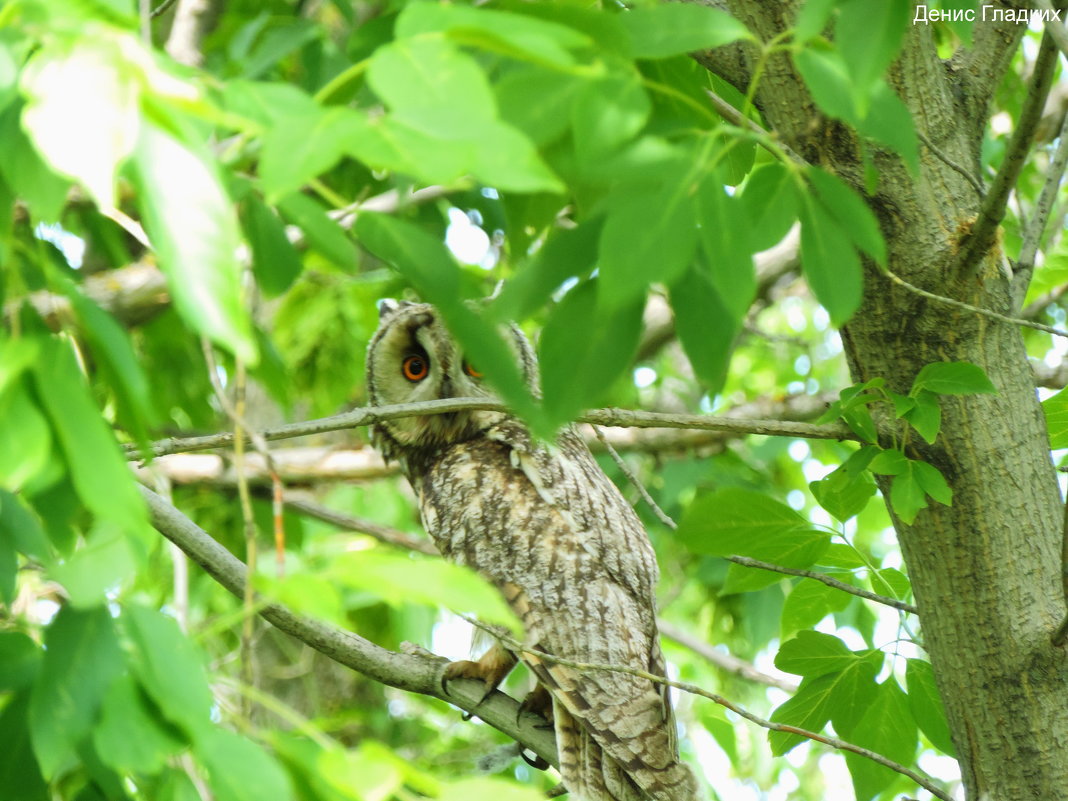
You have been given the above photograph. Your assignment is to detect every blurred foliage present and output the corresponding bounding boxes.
[0,0,1060,800]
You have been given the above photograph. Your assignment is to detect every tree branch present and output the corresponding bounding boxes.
[1013,110,1068,307]
[955,31,1060,276]
[723,556,918,615]
[125,398,859,461]
[137,484,560,767]
[164,0,223,67]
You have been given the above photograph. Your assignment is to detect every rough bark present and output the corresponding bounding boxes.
[712,3,1068,798]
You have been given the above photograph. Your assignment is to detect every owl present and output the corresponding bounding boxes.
[366,300,698,801]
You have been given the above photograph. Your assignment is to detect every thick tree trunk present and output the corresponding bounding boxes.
[714,3,1068,797]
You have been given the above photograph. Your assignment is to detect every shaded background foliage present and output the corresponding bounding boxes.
[0,0,1065,800]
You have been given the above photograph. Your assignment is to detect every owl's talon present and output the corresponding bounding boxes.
[520,748,550,771]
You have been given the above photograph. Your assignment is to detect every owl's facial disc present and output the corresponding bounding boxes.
[368,303,499,450]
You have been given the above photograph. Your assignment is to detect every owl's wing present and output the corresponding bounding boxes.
[478,422,695,801]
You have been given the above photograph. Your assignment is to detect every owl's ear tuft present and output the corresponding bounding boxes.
[377,298,409,320]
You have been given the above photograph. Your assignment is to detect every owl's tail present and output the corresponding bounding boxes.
[554,705,698,801]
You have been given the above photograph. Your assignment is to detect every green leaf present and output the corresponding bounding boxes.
[0,693,48,801]
[124,605,214,739]
[798,193,862,325]
[806,166,885,264]
[50,523,141,608]
[794,0,837,41]
[598,180,699,310]
[396,2,590,67]
[132,120,256,363]
[620,3,752,59]
[260,106,365,200]
[0,377,51,492]
[871,567,911,601]
[770,649,882,755]
[0,489,51,563]
[195,727,295,801]
[241,194,303,297]
[739,163,799,252]
[538,278,643,424]
[775,631,857,677]
[795,45,858,125]
[867,449,907,475]
[912,460,952,505]
[903,389,941,443]
[276,192,356,270]
[319,742,405,801]
[889,467,927,525]
[911,361,997,395]
[57,276,158,445]
[29,606,125,778]
[696,174,755,318]
[572,69,651,160]
[809,466,876,522]
[836,0,909,97]
[31,338,148,533]
[905,659,956,756]
[781,579,852,638]
[440,777,545,801]
[369,37,495,137]
[844,679,917,801]
[470,119,564,194]
[332,550,520,633]
[858,81,919,175]
[0,104,70,223]
[0,631,40,692]
[1043,385,1068,448]
[496,67,580,147]
[677,488,829,566]
[93,673,185,776]
[491,219,601,322]
[20,33,140,207]
[669,261,739,391]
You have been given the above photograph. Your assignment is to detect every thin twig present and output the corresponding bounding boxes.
[883,266,1068,339]
[704,89,806,165]
[592,426,678,531]
[463,616,951,801]
[915,129,985,200]
[1014,111,1068,306]
[1034,0,1068,61]
[723,556,918,615]
[956,32,1060,276]
[656,620,798,692]
[124,399,859,461]
[150,0,180,17]
[279,493,438,556]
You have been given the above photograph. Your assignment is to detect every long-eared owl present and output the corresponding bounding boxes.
[366,300,698,801]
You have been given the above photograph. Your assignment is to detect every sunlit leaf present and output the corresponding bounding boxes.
[132,120,256,363]
[911,361,997,395]
[195,727,295,801]
[798,192,863,325]
[332,549,521,632]
[93,673,186,776]
[844,679,917,800]
[21,32,140,207]
[620,3,752,58]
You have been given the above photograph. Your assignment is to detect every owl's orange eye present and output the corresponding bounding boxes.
[402,354,429,381]
[463,360,482,379]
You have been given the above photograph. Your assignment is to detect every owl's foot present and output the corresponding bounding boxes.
[440,643,519,710]
[516,683,554,729]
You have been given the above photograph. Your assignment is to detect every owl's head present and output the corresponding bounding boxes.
[365,300,536,457]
